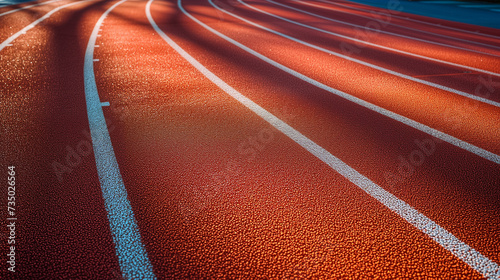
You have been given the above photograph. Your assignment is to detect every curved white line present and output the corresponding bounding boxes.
[176,0,500,164]
[0,0,89,51]
[301,0,500,53]
[211,1,500,108]
[243,0,500,79]
[147,0,500,277]
[271,0,500,58]
[84,0,156,278]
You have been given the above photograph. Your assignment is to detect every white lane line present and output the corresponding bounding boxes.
[83,0,156,279]
[179,0,500,165]
[0,0,88,52]
[271,0,500,58]
[0,0,62,17]
[305,0,500,51]
[239,0,500,79]
[100,101,110,106]
[147,1,500,277]
[213,0,500,108]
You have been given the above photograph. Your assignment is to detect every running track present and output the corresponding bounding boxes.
[1,0,499,278]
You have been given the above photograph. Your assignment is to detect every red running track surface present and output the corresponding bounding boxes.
[1,0,499,278]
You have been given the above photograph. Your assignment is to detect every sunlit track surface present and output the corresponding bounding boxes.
[1,0,499,278]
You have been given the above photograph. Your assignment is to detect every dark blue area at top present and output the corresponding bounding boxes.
[0,0,36,6]
[343,0,500,29]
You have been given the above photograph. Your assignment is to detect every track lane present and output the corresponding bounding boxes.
[82,0,156,278]
[0,0,126,278]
